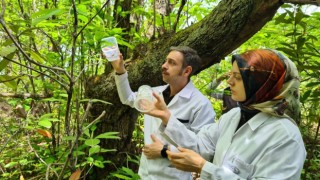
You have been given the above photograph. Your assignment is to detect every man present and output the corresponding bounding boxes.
[110,46,215,179]
[206,73,237,114]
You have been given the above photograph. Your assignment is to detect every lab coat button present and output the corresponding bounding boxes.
[233,167,240,174]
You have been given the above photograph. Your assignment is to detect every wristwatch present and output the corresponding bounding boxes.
[161,144,168,158]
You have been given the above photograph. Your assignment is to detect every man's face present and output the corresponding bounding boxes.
[161,51,186,84]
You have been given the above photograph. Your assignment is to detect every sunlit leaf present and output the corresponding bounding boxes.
[0,75,18,90]
[32,8,63,26]
[96,132,120,139]
[0,46,16,57]
[0,51,15,72]
[73,150,86,156]
[85,139,100,146]
[29,50,45,64]
[39,120,52,128]
[89,146,100,156]
[62,136,76,141]
[93,160,105,168]
[4,161,18,168]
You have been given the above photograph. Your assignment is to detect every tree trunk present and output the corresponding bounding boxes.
[85,0,282,176]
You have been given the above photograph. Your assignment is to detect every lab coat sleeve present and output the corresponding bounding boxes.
[114,72,136,107]
[200,134,306,179]
[162,115,219,161]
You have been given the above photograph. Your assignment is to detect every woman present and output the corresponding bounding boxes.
[145,49,306,179]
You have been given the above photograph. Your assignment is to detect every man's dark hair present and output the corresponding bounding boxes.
[170,46,201,77]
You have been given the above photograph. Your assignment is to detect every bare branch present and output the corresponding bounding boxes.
[173,0,186,32]
[0,0,5,19]
[1,56,69,90]
[0,129,21,154]
[76,0,110,38]
[58,108,106,180]
[0,92,53,99]
[27,133,59,178]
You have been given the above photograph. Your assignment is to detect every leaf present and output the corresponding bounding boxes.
[62,136,76,141]
[32,8,63,26]
[0,46,16,57]
[93,160,105,168]
[89,146,100,156]
[100,148,117,153]
[73,150,86,157]
[96,132,120,139]
[37,129,52,138]
[297,36,306,50]
[306,82,320,87]
[0,75,18,90]
[29,50,45,64]
[20,175,25,180]
[300,90,311,103]
[38,120,52,128]
[84,139,100,146]
[4,161,18,168]
[0,59,9,72]
[39,113,54,120]
[69,169,81,180]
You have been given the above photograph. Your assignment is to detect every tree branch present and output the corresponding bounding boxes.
[27,133,59,178]
[0,92,53,99]
[57,107,106,179]
[1,56,69,91]
[282,0,320,6]
[76,0,110,38]
[173,0,186,32]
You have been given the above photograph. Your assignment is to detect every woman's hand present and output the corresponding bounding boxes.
[167,147,206,173]
[144,92,171,125]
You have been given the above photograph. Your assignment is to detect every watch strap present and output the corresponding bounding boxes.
[161,144,168,158]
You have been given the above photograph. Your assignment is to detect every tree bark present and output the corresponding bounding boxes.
[85,0,283,176]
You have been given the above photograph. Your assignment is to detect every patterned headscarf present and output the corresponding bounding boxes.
[232,49,300,124]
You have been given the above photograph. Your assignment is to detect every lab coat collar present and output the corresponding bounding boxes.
[175,80,194,99]
[247,112,273,131]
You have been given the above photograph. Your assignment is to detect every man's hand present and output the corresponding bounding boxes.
[108,53,126,74]
[144,92,171,125]
[142,134,164,159]
[167,147,206,173]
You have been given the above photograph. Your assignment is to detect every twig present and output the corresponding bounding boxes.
[0,129,21,154]
[0,18,71,82]
[1,50,69,91]
[0,92,53,99]
[46,163,63,180]
[57,109,106,180]
[173,0,186,32]
[76,0,110,38]
[0,0,5,19]
[27,133,59,178]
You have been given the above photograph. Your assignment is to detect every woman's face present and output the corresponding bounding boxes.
[227,61,246,102]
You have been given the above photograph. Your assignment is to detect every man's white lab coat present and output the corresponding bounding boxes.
[115,72,215,180]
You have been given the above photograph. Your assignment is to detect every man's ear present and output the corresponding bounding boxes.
[184,66,192,77]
